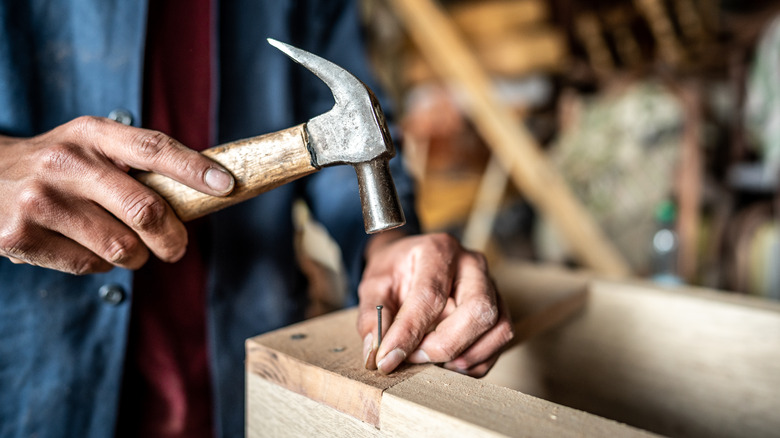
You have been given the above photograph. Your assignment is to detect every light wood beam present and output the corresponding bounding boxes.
[388,0,631,276]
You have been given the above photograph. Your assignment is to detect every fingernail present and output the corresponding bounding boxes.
[362,333,373,360]
[205,168,234,194]
[408,349,431,364]
[363,334,375,370]
[443,362,468,375]
[377,348,406,374]
[444,360,469,375]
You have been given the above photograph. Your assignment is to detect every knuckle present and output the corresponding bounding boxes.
[39,142,86,173]
[70,255,108,275]
[17,183,58,219]
[133,131,176,162]
[469,298,499,328]
[0,224,34,257]
[103,234,144,265]
[416,285,447,315]
[68,115,103,138]
[122,191,168,230]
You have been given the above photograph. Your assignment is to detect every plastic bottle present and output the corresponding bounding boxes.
[651,200,683,285]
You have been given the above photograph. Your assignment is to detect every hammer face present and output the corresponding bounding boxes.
[355,158,406,233]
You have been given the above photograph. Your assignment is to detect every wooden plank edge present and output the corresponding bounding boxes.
[246,338,386,426]
[246,371,381,437]
[246,362,659,437]
[382,367,659,437]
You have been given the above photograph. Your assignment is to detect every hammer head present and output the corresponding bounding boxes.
[268,39,405,234]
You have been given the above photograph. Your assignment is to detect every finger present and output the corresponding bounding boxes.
[34,194,150,269]
[86,176,185,262]
[357,276,397,370]
[374,251,457,374]
[362,332,378,371]
[407,254,499,364]
[356,275,396,338]
[363,299,456,371]
[46,152,187,262]
[7,257,26,264]
[70,116,234,196]
[441,297,514,372]
[443,352,501,378]
[3,226,112,275]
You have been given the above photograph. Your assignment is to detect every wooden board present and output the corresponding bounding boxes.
[245,309,426,427]
[485,262,780,438]
[247,301,653,437]
[247,365,655,438]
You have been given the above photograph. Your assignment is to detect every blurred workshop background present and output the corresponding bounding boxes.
[298,0,780,314]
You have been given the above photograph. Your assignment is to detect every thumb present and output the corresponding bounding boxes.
[357,298,396,371]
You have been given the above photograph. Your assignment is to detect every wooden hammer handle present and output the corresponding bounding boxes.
[136,124,317,222]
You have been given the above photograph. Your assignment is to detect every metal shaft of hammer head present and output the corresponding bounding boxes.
[356,160,406,233]
[267,38,406,233]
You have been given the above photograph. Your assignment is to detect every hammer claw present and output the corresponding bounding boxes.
[138,39,405,234]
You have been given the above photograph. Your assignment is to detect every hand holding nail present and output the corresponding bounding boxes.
[357,233,514,377]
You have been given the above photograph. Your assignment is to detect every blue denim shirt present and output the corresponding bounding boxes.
[0,1,418,437]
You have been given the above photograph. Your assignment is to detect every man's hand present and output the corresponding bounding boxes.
[0,116,234,274]
[358,232,514,377]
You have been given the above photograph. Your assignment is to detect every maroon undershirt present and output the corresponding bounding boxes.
[117,1,214,437]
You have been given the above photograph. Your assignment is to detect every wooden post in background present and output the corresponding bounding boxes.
[388,0,631,277]
[676,84,703,282]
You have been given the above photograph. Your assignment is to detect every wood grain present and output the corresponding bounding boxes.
[382,367,656,438]
[246,309,427,427]
[247,365,652,437]
[137,124,316,222]
[389,0,631,276]
[246,284,605,436]
[247,371,381,437]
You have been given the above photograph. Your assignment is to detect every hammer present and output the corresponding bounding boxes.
[137,39,405,233]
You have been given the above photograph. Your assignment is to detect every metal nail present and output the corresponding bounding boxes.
[377,305,383,348]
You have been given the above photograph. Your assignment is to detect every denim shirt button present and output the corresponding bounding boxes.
[107,108,133,126]
[98,284,126,306]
